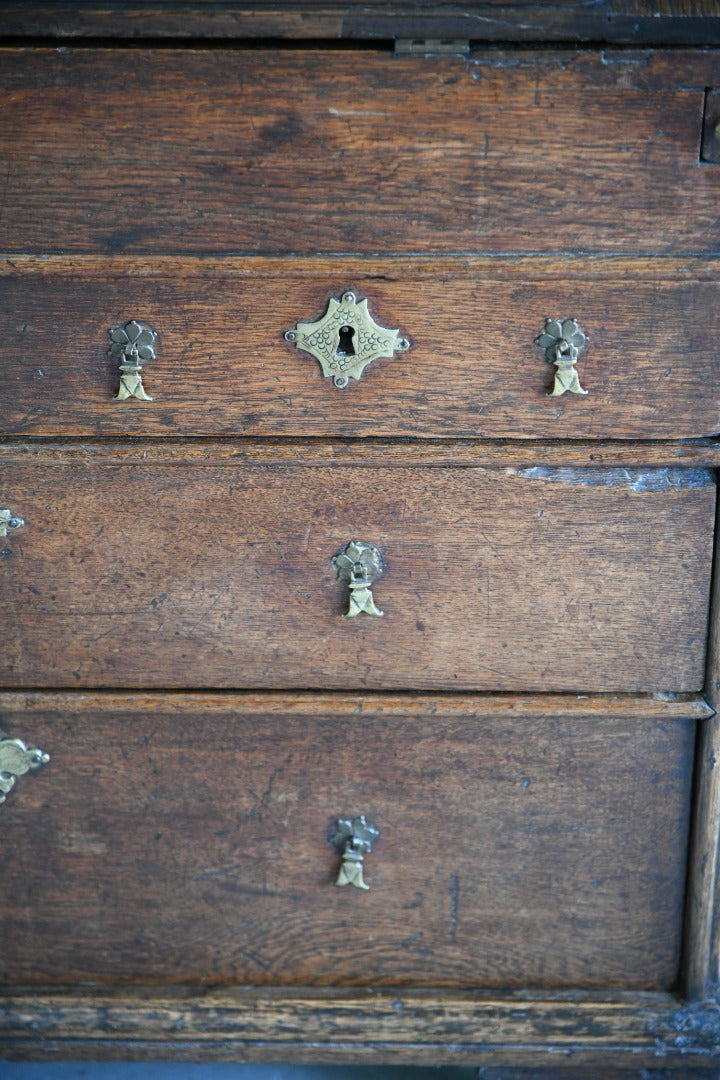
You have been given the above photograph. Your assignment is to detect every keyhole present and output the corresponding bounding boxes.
[336,325,356,357]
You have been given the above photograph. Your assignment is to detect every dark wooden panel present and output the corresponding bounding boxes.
[683,486,720,1001]
[2,257,719,439]
[0,696,695,987]
[3,988,720,1067]
[1,49,719,255]
[2,2,720,44]
[0,456,713,690]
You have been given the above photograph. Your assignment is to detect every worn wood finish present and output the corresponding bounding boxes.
[2,258,719,439]
[684,488,720,1001]
[682,725,720,999]
[1,14,719,1069]
[1,689,711,722]
[0,458,713,690]
[2,987,720,1067]
[2,2,720,43]
[1,49,719,256]
[2,437,720,469]
[474,1068,720,1079]
[9,254,720,280]
[0,696,695,987]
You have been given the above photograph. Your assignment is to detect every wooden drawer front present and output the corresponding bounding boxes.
[1,49,718,256]
[3,260,719,440]
[0,451,713,691]
[0,694,698,989]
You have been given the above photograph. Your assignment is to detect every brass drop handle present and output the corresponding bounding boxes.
[329,816,379,891]
[535,318,588,397]
[332,540,384,617]
[0,737,50,806]
[0,508,25,538]
[109,320,158,401]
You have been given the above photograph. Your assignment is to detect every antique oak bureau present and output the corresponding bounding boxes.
[1,2,720,1071]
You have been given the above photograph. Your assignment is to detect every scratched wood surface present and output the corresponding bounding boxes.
[2,3,720,43]
[0,435,718,468]
[3,990,720,1068]
[0,456,714,691]
[0,696,694,987]
[1,49,719,256]
[2,257,719,439]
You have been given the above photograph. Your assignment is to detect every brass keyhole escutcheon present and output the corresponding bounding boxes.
[336,325,356,357]
[285,291,410,388]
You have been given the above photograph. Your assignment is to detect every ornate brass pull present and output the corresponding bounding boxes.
[535,318,588,397]
[285,290,410,388]
[330,816,379,890]
[332,540,384,617]
[0,737,50,806]
[0,509,25,538]
[109,320,158,401]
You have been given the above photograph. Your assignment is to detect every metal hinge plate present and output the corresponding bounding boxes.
[394,38,470,57]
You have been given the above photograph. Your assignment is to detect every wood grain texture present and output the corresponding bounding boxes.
[2,257,719,439]
[683,488,720,1001]
[0,458,713,690]
[1,436,719,469]
[3,988,720,1066]
[2,2,720,43]
[1,49,719,256]
[1,689,711,722]
[682,722,720,1001]
[0,698,694,988]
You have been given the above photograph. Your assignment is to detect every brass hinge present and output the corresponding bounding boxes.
[394,38,470,57]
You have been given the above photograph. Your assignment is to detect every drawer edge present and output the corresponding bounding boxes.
[1,987,719,1067]
[0,690,713,723]
[1,439,720,468]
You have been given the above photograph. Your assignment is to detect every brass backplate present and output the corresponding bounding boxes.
[285,291,410,388]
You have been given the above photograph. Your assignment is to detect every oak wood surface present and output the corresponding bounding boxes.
[0,458,713,690]
[2,436,720,468]
[682,714,720,1002]
[3,987,720,1067]
[683,487,720,1001]
[0,12,718,1074]
[2,689,711,721]
[2,258,719,439]
[2,2,720,43]
[1,49,719,256]
[0,697,694,987]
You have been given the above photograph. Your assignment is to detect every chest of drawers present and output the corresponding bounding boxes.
[2,4,720,1071]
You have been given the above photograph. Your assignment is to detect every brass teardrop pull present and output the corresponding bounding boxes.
[332,540,385,617]
[109,320,158,401]
[0,736,50,806]
[535,318,588,397]
[0,509,25,539]
[329,816,379,891]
